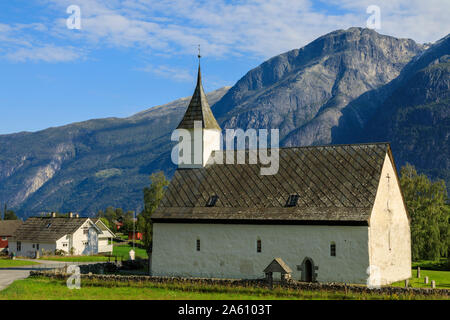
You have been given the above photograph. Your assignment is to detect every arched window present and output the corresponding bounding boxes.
[330,242,336,256]
[196,238,201,251]
[257,239,262,253]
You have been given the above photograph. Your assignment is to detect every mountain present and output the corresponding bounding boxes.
[334,34,449,184]
[1,27,449,217]
[0,87,229,217]
[213,27,424,146]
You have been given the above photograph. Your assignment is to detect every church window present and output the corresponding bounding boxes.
[286,194,299,207]
[196,239,201,251]
[257,239,262,253]
[206,195,219,207]
[330,242,336,256]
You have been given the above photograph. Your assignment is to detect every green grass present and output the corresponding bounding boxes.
[38,243,148,262]
[392,269,450,289]
[112,244,148,259]
[0,277,448,300]
[0,258,40,268]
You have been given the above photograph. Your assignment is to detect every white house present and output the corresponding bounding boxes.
[92,218,116,254]
[150,62,412,286]
[9,213,114,257]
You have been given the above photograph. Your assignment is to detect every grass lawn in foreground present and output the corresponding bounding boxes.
[0,277,448,300]
[392,269,450,289]
[0,258,40,268]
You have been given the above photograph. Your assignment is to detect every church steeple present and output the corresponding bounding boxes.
[176,50,221,131]
[173,50,222,168]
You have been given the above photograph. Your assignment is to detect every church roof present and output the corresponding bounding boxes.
[152,143,392,225]
[176,65,221,130]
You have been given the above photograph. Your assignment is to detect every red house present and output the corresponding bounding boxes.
[128,232,143,240]
[0,220,23,253]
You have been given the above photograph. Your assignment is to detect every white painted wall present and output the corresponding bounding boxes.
[70,220,99,255]
[151,223,370,284]
[8,240,56,258]
[98,237,113,253]
[368,154,412,285]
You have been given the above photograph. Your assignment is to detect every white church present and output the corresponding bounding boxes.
[150,61,412,286]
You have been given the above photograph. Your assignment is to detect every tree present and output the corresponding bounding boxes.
[400,163,449,261]
[3,210,18,220]
[142,171,169,274]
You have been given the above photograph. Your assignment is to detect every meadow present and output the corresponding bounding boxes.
[0,276,448,300]
[38,242,148,262]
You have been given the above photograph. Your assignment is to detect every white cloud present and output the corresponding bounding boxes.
[137,64,194,82]
[2,0,449,63]
[5,45,83,63]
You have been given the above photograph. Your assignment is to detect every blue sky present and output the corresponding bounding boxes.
[0,0,449,134]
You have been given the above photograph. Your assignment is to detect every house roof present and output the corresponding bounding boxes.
[91,218,116,238]
[152,143,391,225]
[12,217,92,242]
[0,220,23,236]
[264,258,293,274]
[176,65,221,130]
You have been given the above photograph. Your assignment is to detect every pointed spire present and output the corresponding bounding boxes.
[176,50,221,131]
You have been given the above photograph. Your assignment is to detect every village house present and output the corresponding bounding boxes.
[92,218,116,253]
[150,62,412,286]
[0,220,23,253]
[9,213,115,257]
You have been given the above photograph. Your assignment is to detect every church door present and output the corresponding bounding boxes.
[304,259,312,282]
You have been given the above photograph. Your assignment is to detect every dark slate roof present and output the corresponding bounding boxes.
[0,220,23,236]
[176,65,221,130]
[152,143,392,225]
[12,217,89,242]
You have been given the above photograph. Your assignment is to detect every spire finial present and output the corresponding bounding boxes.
[198,44,201,60]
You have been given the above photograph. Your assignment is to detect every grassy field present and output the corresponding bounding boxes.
[38,243,148,262]
[392,269,450,289]
[0,258,40,268]
[0,276,448,300]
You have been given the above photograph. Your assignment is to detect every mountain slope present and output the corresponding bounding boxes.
[0,87,229,217]
[213,27,424,146]
[345,35,450,185]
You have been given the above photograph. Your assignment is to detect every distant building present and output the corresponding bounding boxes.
[150,62,412,286]
[0,220,23,253]
[9,213,114,257]
[128,231,143,241]
[92,218,116,253]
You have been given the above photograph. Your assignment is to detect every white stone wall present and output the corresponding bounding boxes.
[152,223,370,284]
[368,154,412,285]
